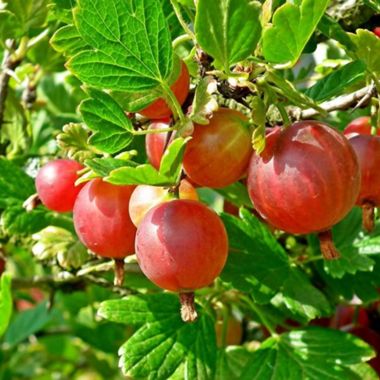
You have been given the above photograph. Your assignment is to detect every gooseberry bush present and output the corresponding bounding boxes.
[1,0,380,379]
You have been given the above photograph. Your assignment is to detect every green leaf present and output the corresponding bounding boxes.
[5,301,53,347]
[215,182,252,208]
[262,0,329,66]
[195,0,261,71]
[349,363,380,380]
[241,328,375,380]
[310,208,375,279]
[32,227,88,269]
[99,294,217,380]
[305,61,366,102]
[50,24,90,56]
[111,88,161,113]
[350,29,380,76]
[0,274,13,338]
[0,10,18,43]
[57,123,94,161]
[216,347,253,380]
[5,0,49,34]
[159,137,188,180]
[272,269,331,320]
[189,77,218,125]
[317,255,380,304]
[363,0,380,12]
[220,209,291,303]
[106,137,188,186]
[68,0,173,91]
[318,15,356,51]
[1,206,75,235]
[0,158,34,208]
[85,157,133,178]
[266,70,326,112]
[80,88,134,154]
[98,293,180,325]
[250,96,267,154]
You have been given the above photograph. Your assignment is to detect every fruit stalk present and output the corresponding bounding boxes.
[362,201,375,232]
[114,259,125,287]
[179,292,198,323]
[318,230,340,260]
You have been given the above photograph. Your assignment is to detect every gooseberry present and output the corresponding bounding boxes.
[135,199,228,321]
[36,159,84,212]
[247,121,360,259]
[345,133,380,231]
[344,116,380,137]
[73,179,136,285]
[129,179,198,227]
[183,108,252,188]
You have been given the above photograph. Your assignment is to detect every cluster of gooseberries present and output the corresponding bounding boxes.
[34,58,379,321]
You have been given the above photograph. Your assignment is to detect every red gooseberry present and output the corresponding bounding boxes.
[145,119,174,170]
[247,121,360,259]
[139,61,190,120]
[345,133,380,232]
[36,159,84,212]
[373,27,380,38]
[183,108,252,188]
[344,116,380,137]
[73,179,136,285]
[135,199,228,321]
[129,179,198,227]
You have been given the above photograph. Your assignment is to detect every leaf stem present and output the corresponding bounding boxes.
[170,0,196,41]
[242,295,277,337]
[161,82,186,123]
[173,34,193,50]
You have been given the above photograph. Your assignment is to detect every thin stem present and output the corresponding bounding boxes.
[170,0,196,41]
[161,82,186,122]
[173,34,193,50]
[277,103,291,128]
[242,295,277,336]
[132,126,177,136]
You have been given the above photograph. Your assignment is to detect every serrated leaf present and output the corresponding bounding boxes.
[1,206,74,235]
[80,88,134,154]
[0,274,12,338]
[57,123,95,161]
[50,24,90,56]
[310,208,375,279]
[111,89,161,113]
[305,61,366,102]
[195,0,261,71]
[99,294,217,380]
[272,269,331,320]
[32,227,88,269]
[98,293,180,325]
[216,347,253,380]
[68,0,173,91]
[106,137,187,186]
[317,254,380,304]
[350,29,380,76]
[190,77,218,124]
[318,15,356,51]
[262,0,329,66]
[220,209,290,303]
[241,328,375,380]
